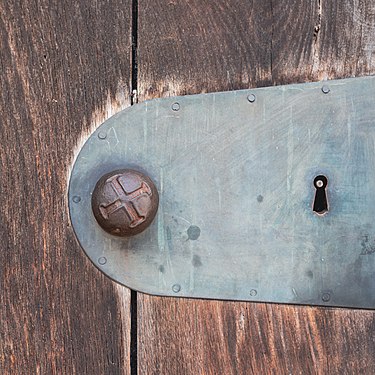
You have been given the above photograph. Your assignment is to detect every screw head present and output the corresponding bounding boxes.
[92,169,159,237]
[98,131,107,140]
[171,102,180,111]
[247,93,256,103]
[322,292,331,302]
[322,85,330,94]
[72,196,81,203]
[172,284,181,293]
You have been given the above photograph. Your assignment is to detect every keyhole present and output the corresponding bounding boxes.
[313,175,328,215]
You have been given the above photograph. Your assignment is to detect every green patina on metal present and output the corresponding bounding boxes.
[69,76,375,309]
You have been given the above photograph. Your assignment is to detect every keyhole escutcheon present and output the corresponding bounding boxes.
[313,175,328,215]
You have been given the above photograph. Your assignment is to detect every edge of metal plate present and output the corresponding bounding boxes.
[69,76,375,309]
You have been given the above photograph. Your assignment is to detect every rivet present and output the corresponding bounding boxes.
[247,93,256,103]
[72,196,81,203]
[322,292,331,302]
[92,169,159,237]
[98,131,107,140]
[171,102,180,111]
[172,284,181,293]
[250,289,257,296]
[98,257,107,265]
[322,85,330,94]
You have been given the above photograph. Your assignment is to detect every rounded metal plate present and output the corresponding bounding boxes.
[69,77,375,308]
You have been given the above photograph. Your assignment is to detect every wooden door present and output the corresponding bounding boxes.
[2,1,375,374]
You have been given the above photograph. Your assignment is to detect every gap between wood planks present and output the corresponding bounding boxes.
[130,0,139,374]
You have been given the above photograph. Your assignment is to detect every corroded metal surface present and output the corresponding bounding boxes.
[69,76,375,309]
[92,169,159,237]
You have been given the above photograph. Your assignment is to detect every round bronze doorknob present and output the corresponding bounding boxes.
[92,169,159,237]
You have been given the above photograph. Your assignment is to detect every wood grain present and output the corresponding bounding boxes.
[0,2,132,374]
[137,0,375,374]
[139,299,375,375]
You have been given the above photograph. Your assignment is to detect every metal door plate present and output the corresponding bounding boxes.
[69,76,375,309]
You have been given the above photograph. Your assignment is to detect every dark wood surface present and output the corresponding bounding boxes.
[137,1,375,374]
[0,2,132,374]
[2,1,375,374]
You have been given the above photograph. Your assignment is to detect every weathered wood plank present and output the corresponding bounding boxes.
[139,298,375,374]
[0,2,132,374]
[137,0,375,374]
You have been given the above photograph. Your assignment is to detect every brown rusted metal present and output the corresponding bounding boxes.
[92,169,159,237]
